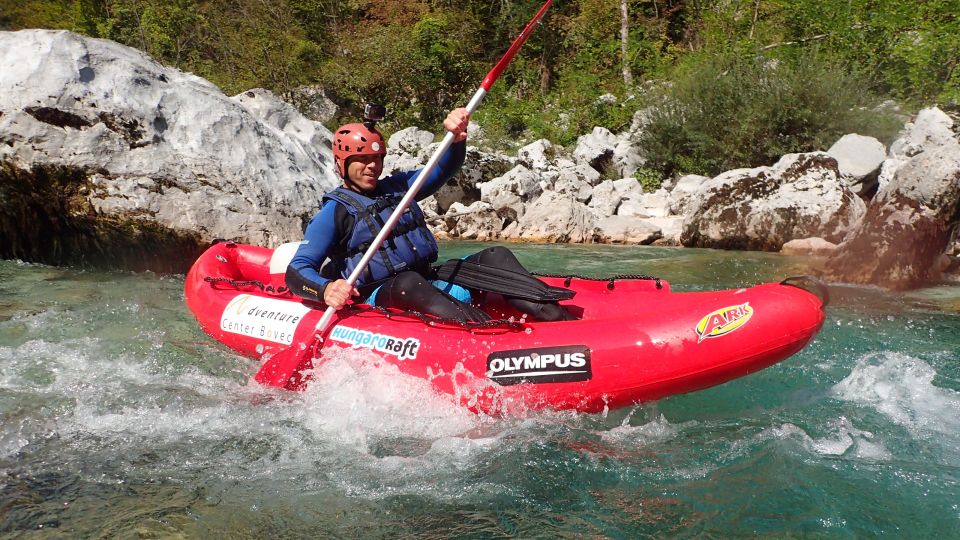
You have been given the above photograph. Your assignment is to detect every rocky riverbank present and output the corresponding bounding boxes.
[2,30,958,288]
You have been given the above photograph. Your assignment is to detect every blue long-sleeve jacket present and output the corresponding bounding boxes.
[286,141,466,301]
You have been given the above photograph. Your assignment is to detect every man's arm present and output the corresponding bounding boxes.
[286,203,340,303]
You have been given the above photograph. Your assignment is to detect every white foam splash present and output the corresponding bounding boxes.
[832,352,960,439]
[2,332,508,494]
[600,410,685,445]
[296,347,483,450]
[756,417,892,460]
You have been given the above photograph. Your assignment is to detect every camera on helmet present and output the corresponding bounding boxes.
[363,103,386,127]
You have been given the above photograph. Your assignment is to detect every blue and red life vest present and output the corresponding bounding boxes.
[322,187,439,288]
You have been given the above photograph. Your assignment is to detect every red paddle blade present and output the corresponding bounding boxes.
[254,331,320,390]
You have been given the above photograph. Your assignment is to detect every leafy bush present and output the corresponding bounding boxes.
[637,52,902,177]
[633,167,662,193]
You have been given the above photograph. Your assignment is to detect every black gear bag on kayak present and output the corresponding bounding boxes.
[434,259,575,302]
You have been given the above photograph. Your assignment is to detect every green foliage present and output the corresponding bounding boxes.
[634,167,662,193]
[3,0,957,175]
[638,52,902,177]
[0,0,75,31]
[730,0,960,105]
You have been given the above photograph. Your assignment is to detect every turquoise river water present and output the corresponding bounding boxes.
[1,242,958,538]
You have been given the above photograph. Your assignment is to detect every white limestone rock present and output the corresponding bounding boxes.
[827,133,887,195]
[441,201,503,241]
[588,178,643,217]
[618,188,670,218]
[780,237,838,256]
[517,138,556,172]
[383,126,435,174]
[680,153,866,250]
[477,164,542,222]
[506,192,595,243]
[613,139,645,178]
[667,174,709,216]
[594,216,662,244]
[574,126,618,173]
[889,107,958,159]
[824,141,960,289]
[0,29,338,252]
[287,84,338,123]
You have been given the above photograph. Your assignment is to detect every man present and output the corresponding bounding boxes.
[286,107,572,323]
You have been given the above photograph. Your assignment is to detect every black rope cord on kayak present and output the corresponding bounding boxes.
[203,277,291,297]
[342,304,525,333]
[534,272,664,290]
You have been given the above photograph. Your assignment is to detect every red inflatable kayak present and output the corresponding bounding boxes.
[185,241,827,414]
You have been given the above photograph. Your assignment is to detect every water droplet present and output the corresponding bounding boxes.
[255,344,264,354]
[524,327,532,335]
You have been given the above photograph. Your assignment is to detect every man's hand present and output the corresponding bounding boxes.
[323,279,359,309]
[444,108,470,143]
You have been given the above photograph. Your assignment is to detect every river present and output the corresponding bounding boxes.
[1,242,958,537]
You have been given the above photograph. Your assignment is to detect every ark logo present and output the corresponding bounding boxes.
[486,345,592,386]
[695,302,754,343]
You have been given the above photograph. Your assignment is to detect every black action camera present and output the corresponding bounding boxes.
[363,103,386,124]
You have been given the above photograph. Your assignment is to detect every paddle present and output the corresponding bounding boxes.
[254,0,555,390]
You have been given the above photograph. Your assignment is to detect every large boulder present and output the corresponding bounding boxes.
[477,165,542,223]
[552,172,594,203]
[612,139,645,178]
[0,30,337,271]
[588,178,643,217]
[572,126,644,178]
[823,131,960,289]
[680,153,866,250]
[287,84,338,123]
[383,126,435,174]
[440,201,503,241]
[233,87,332,160]
[780,237,838,256]
[668,174,709,216]
[504,192,595,243]
[594,216,662,244]
[827,133,886,197]
[542,158,602,198]
[517,138,556,171]
[442,146,515,212]
[618,188,671,218]
[646,216,684,245]
[889,107,957,158]
[574,126,619,175]
[876,157,905,194]
[390,135,514,216]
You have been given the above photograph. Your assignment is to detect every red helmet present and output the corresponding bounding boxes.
[333,123,387,178]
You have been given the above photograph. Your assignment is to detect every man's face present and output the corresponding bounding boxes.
[344,154,383,192]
